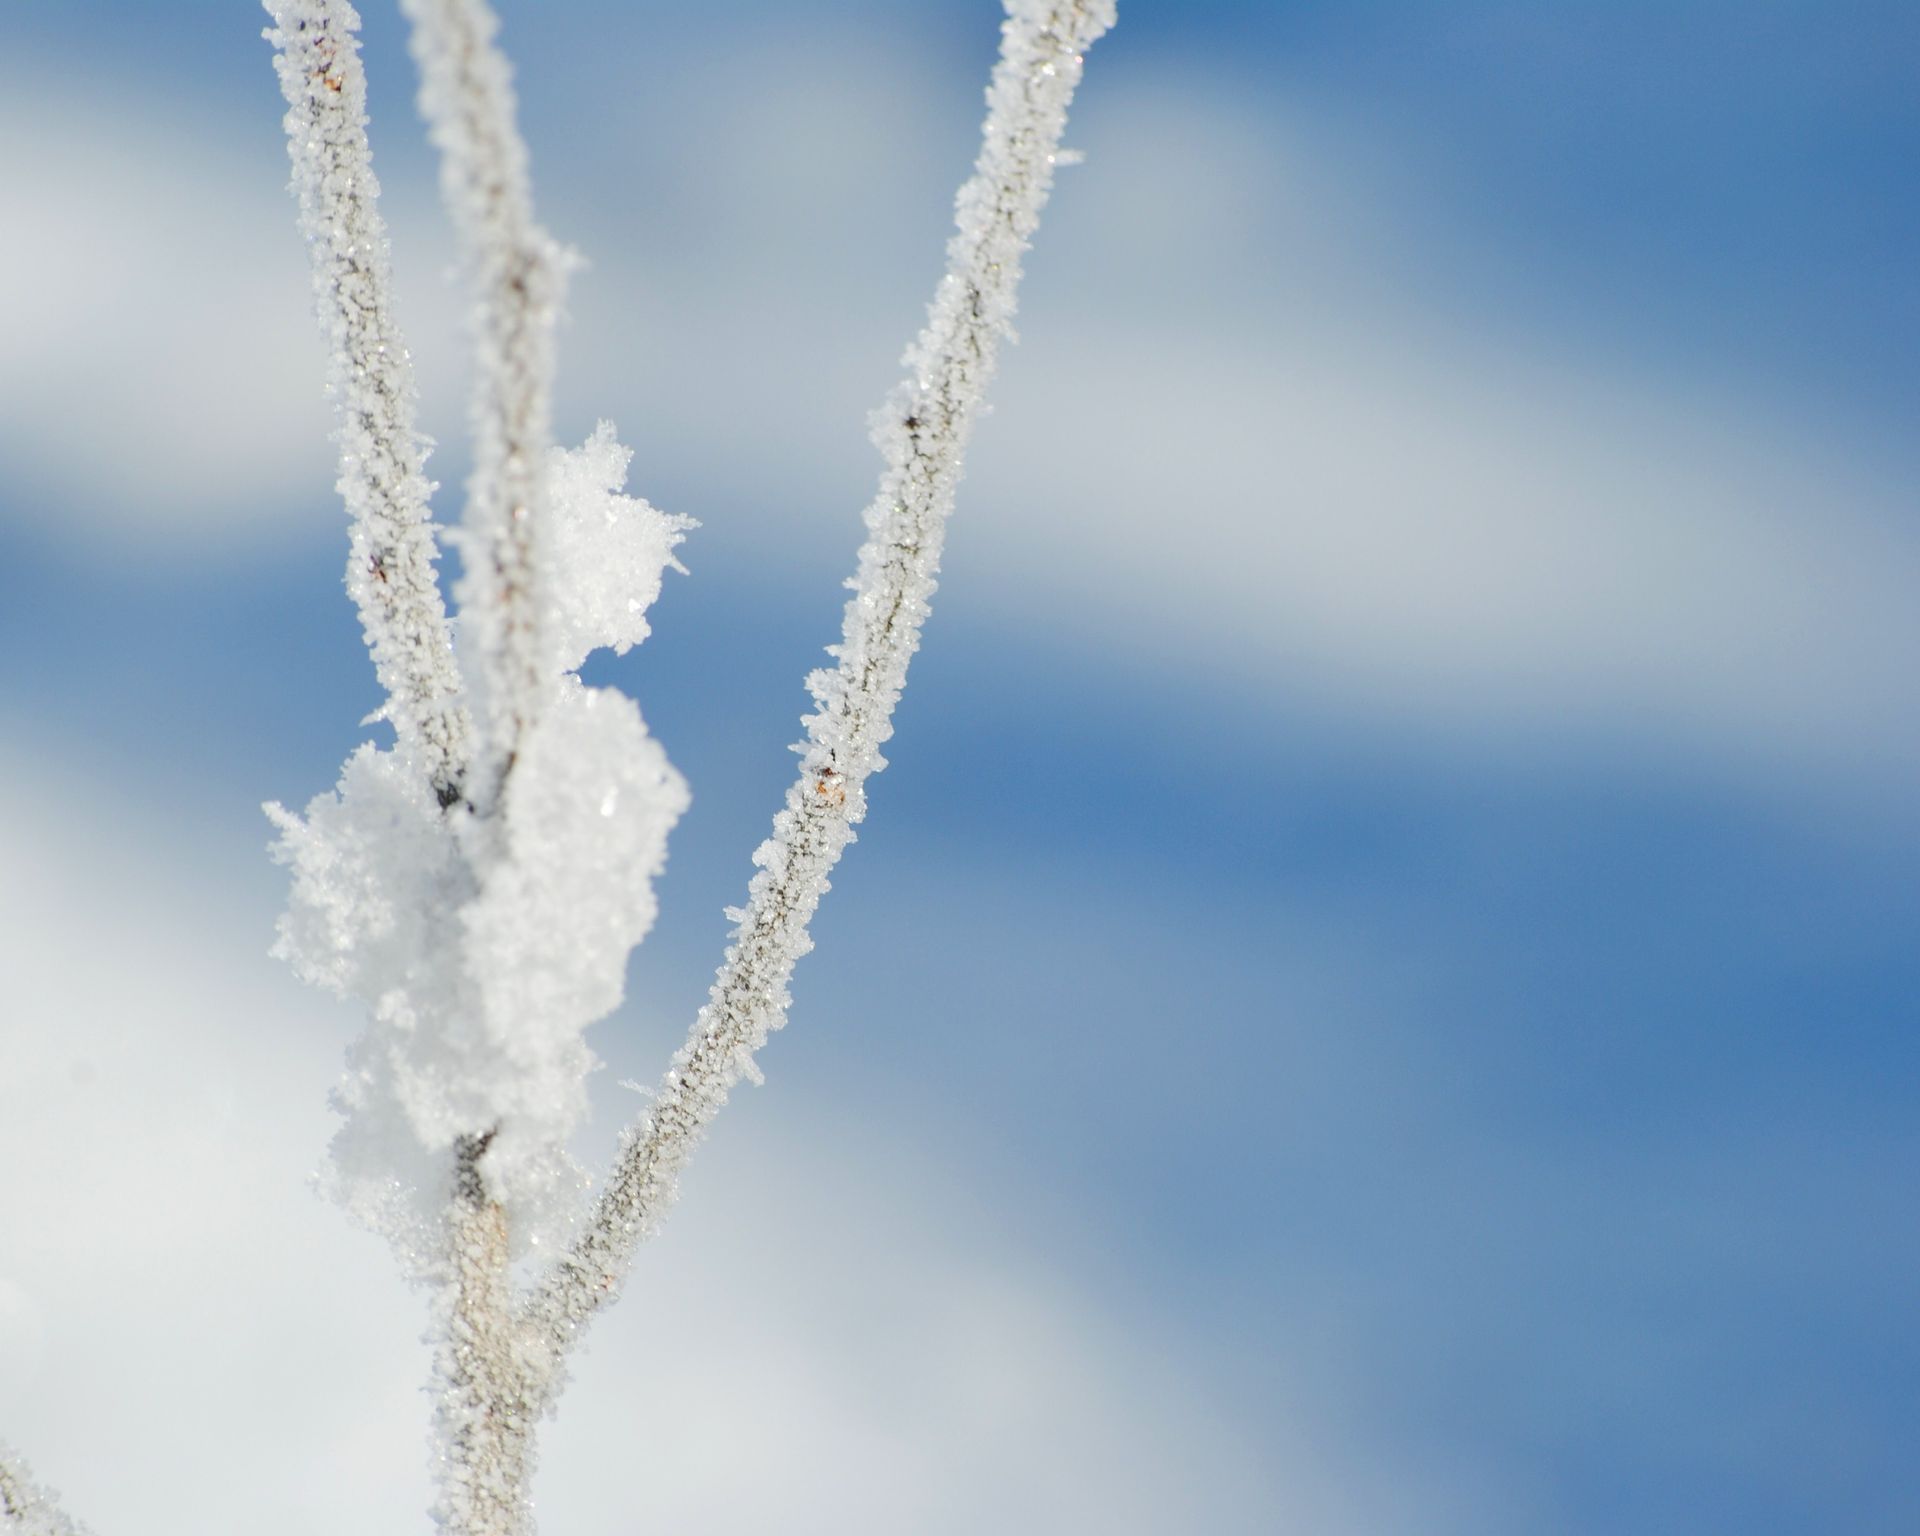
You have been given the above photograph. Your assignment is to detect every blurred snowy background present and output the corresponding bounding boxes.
[3,1,1917,1531]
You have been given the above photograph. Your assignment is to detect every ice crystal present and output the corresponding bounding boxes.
[0,1447,89,1536]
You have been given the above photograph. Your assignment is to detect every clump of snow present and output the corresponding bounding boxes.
[267,744,466,1004]
[544,422,692,673]
[268,425,688,1257]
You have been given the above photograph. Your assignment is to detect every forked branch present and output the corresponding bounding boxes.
[253,3,1115,1530]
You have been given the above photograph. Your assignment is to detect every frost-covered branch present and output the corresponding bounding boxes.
[400,0,566,810]
[0,1449,90,1536]
[431,1134,542,1536]
[266,0,472,806]
[378,8,568,1521]
[528,0,1117,1354]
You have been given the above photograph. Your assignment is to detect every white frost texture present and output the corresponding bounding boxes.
[1,1444,91,1536]
[541,422,692,674]
[267,426,689,1255]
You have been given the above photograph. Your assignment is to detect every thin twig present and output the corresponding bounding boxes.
[396,5,567,1526]
[431,1134,542,1536]
[265,0,473,807]
[526,0,1118,1359]
[400,0,565,812]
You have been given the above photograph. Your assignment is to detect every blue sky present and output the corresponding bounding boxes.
[1,2,1916,1531]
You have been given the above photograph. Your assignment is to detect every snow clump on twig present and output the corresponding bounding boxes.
[267,428,690,1257]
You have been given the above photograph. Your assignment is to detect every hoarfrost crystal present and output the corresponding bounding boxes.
[0,1448,90,1536]
[541,422,693,674]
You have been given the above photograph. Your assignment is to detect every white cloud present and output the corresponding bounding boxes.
[4,38,1914,787]
[968,313,1920,784]
[0,88,337,541]
[949,79,1920,784]
[0,746,1335,1534]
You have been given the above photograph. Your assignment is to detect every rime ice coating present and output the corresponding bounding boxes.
[264,0,473,805]
[529,0,1118,1355]
[267,431,688,1254]
[0,1447,91,1536]
[401,0,567,813]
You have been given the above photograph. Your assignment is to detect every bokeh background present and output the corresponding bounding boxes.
[3,2,1917,1531]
